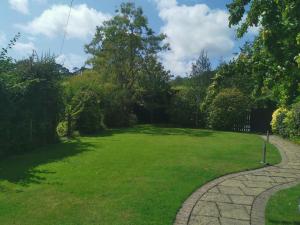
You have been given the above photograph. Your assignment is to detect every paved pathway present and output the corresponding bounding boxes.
[174,136,300,225]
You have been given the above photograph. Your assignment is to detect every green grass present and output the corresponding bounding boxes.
[0,125,281,225]
[266,184,300,225]
[265,136,300,225]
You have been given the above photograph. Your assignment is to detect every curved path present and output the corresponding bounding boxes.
[174,136,300,225]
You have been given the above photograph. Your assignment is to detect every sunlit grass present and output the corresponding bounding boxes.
[266,184,300,225]
[0,125,281,225]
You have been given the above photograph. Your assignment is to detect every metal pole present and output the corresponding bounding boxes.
[261,141,267,164]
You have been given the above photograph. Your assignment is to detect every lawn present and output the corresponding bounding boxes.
[266,184,300,225]
[0,125,281,225]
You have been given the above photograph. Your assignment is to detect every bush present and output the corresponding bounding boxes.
[0,54,63,156]
[288,102,300,137]
[102,84,137,128]
[272,102,300,138]
[56,121,68,137]
[208,88,250,130]
[271,107,289,137]
[77,91,105,134]
[62,71,105,135]
[168,87,199,127]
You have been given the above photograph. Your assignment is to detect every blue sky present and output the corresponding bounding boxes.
[0,0,258,76]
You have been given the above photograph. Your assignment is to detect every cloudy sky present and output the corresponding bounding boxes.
[0,0,258,76]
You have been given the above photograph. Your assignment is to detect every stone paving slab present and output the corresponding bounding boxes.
[174,136,300,225]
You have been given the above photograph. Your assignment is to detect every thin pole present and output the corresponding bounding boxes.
[261,141,267,164]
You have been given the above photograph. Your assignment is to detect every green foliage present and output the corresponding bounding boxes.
[287,102,300,137]
[61,71,105,136]
[271,107,289,137]
[85,3,169,126]
[56,121,68,137]
[227,0,300,105]
[0,52,63,156]
[271,102,300,138]
[136,56,172,123]
[168,87,197,127]
[189,50,214,127]
[208,88,251,130]
[202,44,258,117]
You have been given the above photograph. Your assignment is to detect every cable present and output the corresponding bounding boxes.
[59,0,74,56]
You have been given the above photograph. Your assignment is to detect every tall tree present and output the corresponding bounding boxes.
[136,55,171,123]
[85,2,167,89]
[189,50,213,127]
[85,2,168,126]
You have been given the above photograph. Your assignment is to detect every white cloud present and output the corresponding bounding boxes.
[154,0,235,75]
[154,0,177,9]
[17,4,111,40]
[12,41,37,57]
[56,53,87,71]
[9,0,29,14]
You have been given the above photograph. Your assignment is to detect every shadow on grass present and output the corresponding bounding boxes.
[268,220,300,225]
[90,124,215,138]
[0,139,93,186]
[0,125,213,187]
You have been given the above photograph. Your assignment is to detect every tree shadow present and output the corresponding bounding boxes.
[91,124,215,138]
[0,140,93,186]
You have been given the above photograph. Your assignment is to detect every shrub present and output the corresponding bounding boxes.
[77,91,105,134]
[208,88,250,130]
[168,87,199,127]
[289,102,300,136]
[283,102,300,137]
[271,107,289,137]
[62,71,105,135]
[56,121,68,137]
[0,54,63,156]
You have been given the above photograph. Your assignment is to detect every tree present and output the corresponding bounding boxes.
[190,50,211,76]
[61,71,104,137]
[227,0,300,105]
[168,86,198,127]
[85,2,168,126]
[136,56,171,123]
[189,50,214,127]
[0,51,63,156]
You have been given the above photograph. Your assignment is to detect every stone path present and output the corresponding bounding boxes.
[174,136,300,225]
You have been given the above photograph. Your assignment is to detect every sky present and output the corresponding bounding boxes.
[0,0,258,76]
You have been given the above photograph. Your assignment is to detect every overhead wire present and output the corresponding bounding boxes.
[59,0,74,60]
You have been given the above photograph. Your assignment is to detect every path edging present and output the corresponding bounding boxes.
[174,135,296,225]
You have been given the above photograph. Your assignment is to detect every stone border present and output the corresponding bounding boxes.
[174,165,277,225]
[251,180,300,225]
[251,137,300,225]
[173,135,294,225]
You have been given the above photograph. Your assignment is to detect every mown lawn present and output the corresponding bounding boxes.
[266,184,300,225]
[0,125,281,225]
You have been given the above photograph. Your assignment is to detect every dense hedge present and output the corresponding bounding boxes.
[0,55,63,156]
[208,88,251,130]
[271,102,300,138]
